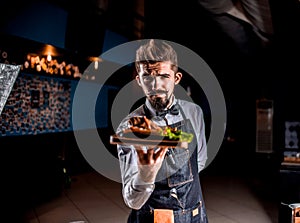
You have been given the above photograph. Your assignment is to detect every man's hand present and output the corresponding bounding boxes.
[136,146,168,183]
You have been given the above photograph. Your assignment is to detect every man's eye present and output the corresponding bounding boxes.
[159,74,170,79]
[143,76,153,82]
[162,74,169,78]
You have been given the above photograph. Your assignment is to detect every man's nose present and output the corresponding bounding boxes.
[151,76,161,90]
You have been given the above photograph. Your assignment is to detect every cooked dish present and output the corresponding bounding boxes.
[121,116,194,143]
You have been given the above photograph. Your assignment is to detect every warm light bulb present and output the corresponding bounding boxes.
[36,64,41,72]
[94,61,99,70]
[47,54,52,62]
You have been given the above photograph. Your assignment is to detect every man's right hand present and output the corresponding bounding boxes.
[135,146,168,183]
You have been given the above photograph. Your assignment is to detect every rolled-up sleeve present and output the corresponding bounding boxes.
[117,145,155,210]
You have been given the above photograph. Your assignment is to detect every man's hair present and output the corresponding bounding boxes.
[135,39,178,73]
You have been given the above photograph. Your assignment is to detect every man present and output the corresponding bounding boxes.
[116,39,208,223]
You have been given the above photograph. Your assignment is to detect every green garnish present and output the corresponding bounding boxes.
[159,127,194,143]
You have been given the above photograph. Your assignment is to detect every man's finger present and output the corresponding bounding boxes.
[147,148,154,164]
[136,148,146,164]
[154,147,168,161]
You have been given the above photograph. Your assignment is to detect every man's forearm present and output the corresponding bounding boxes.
[122,174,155,209]
[118,146,154,209]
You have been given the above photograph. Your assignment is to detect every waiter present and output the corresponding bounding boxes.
[117,39,209,223]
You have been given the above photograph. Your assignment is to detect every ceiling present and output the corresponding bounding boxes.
[1,0,300,66]
[1,0,141,56]
[1,0,136,32]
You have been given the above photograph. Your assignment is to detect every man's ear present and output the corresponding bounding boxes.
[136,75,142,86]
[175,72,182,85]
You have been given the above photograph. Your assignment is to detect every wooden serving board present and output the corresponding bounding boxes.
[110,134,188,148]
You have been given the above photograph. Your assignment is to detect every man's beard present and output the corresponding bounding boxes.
[149,96,170,112]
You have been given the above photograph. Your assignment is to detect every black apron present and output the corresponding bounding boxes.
[127,105,208,223]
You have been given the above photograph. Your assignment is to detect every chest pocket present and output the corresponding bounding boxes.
[166,148,193,187]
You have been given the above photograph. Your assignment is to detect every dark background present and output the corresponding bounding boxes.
[0,0,300,221]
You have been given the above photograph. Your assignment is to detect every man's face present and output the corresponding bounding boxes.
[136,61,182,111]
